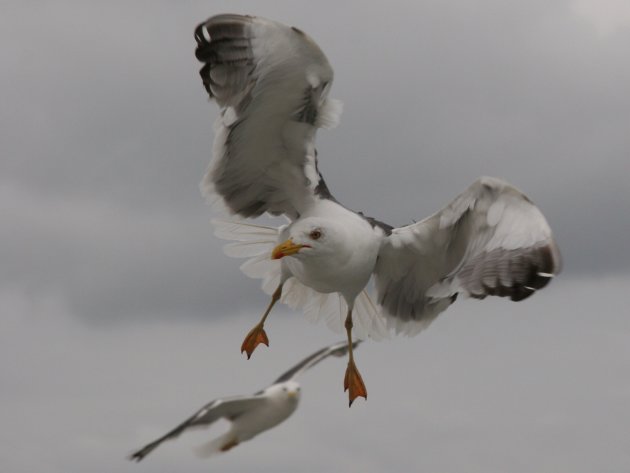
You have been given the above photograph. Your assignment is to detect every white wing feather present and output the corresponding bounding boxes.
[212,219,282,296]
[374,177,561,335]
[129,396,266,461]
[195,14,342,219]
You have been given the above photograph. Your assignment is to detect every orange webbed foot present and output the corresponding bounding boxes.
[240,325,269,359]
[344,359,367,407]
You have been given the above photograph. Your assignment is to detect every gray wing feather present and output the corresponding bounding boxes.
[273,340,360,383]
[374,177,561,335]
[194,14,342,219]
[128,395,266,462]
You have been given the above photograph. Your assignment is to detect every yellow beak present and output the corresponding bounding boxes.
[271,239,308,260]
[287,390,298,399]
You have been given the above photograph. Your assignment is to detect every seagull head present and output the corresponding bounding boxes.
[271,218,343,260]
[268,380,301,403]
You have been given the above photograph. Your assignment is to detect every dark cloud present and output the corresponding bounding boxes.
[1,2,630,468]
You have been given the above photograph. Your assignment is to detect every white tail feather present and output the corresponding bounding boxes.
[355,290,389,340]
[283,279,388,340]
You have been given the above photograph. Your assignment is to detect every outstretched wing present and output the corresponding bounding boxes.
[374,177,561,335]
[194,14,343,219]
[273,340,362,383]
[128,395,266,462]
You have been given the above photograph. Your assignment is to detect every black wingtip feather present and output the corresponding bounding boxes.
[128,450,146,462]
[465,243,559,303]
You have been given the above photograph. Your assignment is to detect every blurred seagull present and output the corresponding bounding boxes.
[193,14,561,406]
[129,340,359,461]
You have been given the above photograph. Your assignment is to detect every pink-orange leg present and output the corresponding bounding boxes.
[220,439,240,452]
[343,308,367,406]
[241,285,282,359]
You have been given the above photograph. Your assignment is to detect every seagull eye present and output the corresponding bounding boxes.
[309,229,322,240]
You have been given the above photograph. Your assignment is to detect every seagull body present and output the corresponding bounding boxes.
[194,14,561,405]
[278,207,382,300]
[129,341,358,461]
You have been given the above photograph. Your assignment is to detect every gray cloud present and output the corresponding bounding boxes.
[2,0,629,327]
[2,276,629,472]
[0,184,258,323]
[1,2,630,469]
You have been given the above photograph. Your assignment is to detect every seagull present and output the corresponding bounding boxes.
[129,340,359,461]
[193,14,562,406]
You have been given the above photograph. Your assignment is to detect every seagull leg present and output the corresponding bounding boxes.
[241,284,282,359]
[220,439,240,452]
[343,308,367,406]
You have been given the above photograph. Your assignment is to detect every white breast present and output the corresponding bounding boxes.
[283,203,384,304]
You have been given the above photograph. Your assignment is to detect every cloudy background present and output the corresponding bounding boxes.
[2,0,629,471]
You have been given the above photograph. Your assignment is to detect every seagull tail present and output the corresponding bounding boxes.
[193,432,240,458]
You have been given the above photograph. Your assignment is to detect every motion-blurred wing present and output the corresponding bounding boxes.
[129,395,266,461]
[194,14,342,219]
[273,340,362,383]
[374,177,561,335]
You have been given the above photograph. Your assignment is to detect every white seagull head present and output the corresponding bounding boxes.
[265,380,302,404]
[272,217,347,261]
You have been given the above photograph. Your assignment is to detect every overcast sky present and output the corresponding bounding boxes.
[1,1,629,472]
